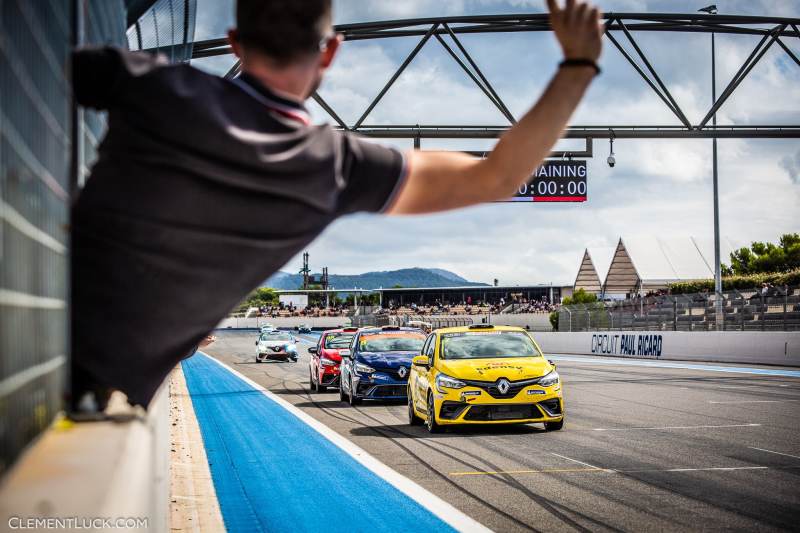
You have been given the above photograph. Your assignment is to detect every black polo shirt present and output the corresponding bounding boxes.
[71,47,406,406]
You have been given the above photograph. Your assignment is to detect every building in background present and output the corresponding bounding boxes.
[0,0,196,477]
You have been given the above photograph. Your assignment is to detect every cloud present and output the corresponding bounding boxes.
[190,0,800,286]
[780,148,800,184]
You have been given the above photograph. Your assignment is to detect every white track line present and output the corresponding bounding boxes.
[592,423,761,431]
[450,465,790,477]
[200,352,490,533]
[656,466,768,473]
[550,453,611,472]
[749,447,800,461]
[709,399,799,404]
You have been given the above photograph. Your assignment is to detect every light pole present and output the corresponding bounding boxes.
[700,4,722,329]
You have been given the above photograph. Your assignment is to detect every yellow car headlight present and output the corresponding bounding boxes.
[538,370,560,388]
[435,373,466,394]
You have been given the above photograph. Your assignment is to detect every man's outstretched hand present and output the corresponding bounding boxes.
[199,335,216,348]
[386,0,604,216]
[547,0,603,62]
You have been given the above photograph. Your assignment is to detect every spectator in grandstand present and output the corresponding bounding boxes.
[69,0,603,414]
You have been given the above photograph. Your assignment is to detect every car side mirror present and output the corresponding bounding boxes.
[308,346,317,354]
[412,355,429,368]
[255,340,259,345]
[548,359,556,369]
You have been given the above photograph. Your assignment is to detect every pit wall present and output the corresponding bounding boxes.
[533,331,800,367]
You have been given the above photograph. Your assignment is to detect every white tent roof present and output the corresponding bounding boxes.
[574,249,602,292]
[587,246,615,282]
[602,236,736,294]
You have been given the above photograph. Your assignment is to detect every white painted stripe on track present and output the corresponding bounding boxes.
[550,453,608,471]
[199,352,491,533]
[749,447,800,461]
[709,399,800,404]
[592,423,761,431]
[548,355,800,378]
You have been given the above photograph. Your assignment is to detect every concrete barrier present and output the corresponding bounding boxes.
[217,316,350,329]
[217,312,554,331]
[532,331,800,367]
[0,386,170,532]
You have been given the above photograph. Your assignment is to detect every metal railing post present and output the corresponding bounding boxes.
[740,291,745,331]
[673,298,677,331]
[783,288,788,331]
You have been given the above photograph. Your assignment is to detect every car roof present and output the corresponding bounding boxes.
[435,325,527,334]
[321,327,359,334]
[358,326,425,335]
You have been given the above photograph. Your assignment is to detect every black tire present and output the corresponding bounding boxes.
[348,378,361,406]
[339,379,347,402]
[408,387,422,425]
[425,393,441,433]
[256,355,263,363]
[309,368,318,393]
[545,418,564,431]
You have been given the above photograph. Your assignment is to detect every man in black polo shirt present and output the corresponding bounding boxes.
[70,0,602,412]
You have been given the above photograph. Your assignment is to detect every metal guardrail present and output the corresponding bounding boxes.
[393,315,475,329]
[558,286,800,332]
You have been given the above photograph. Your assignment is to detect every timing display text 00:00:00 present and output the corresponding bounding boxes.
[505,160,588,203]
[519,180,587,196]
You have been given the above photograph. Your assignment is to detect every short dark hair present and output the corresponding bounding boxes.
[236,0,332,64]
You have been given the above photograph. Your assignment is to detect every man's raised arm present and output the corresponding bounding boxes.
[386,0,602,215]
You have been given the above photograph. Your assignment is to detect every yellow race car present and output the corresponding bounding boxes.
[407,324,563,433]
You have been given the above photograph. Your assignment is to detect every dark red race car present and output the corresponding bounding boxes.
[308,327,359,392]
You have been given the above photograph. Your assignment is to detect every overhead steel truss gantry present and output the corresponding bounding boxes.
[190,12,800,148]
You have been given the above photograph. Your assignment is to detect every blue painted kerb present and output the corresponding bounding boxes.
[181,353,456,533]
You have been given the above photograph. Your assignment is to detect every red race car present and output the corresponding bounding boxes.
[308,327,358,392]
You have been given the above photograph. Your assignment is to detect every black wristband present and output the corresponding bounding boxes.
[559,58,601,75]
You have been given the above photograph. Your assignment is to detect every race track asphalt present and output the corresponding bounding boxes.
[201,329,800,532]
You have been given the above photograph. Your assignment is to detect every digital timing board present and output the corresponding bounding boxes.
[504,160,587,202]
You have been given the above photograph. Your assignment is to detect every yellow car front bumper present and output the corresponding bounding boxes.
[432,385,563,425]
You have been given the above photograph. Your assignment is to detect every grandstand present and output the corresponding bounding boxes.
[378,285,563,309]
[559,285,800,332]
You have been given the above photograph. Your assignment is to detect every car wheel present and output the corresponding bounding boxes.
[426,393,441,433]
[339,380,347,402]
[545,418,564,431]
[348,378,361,406]
[408,387,422,425]
[255,355,262,363]
[309,368,318,393]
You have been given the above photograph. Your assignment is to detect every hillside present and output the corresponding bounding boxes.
[263,267,486,290]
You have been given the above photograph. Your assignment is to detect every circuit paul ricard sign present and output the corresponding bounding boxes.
[502,160,587,203]
[591,333,663,357]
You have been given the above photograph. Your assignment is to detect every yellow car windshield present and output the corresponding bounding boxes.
[441,331,542,360]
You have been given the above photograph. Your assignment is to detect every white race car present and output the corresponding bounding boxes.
[255,331,299,362]
[260,323,277,333]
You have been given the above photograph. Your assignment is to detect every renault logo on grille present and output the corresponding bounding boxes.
[497,379,511,395]
[398,366,408,378]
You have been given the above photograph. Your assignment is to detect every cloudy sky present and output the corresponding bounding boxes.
[192,0,799,286]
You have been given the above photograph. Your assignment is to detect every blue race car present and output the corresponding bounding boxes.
[339,326,426,405]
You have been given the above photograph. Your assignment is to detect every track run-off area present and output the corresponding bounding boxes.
[192,329,800,532]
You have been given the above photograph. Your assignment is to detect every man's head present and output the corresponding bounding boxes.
[228,0,339,99]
